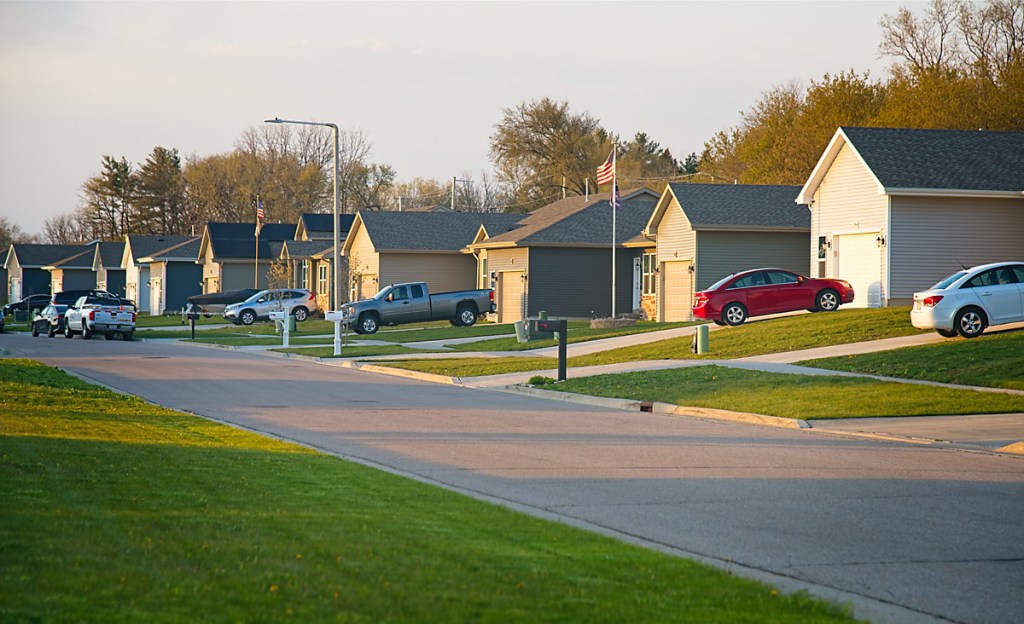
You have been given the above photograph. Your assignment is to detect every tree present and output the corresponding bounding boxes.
[136,147,187,235]
[80,155,136,240]
[879,0,964,76]
[42,211,88,244]
[616,133,679,188]
[390,177,450,211]
[0,215,35,249]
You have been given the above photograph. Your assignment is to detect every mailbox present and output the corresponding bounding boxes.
[535,319,559,334]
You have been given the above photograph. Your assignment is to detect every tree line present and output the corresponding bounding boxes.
[14,0,1021,245]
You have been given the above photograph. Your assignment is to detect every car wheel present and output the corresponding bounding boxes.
[815,289,840,312]
[123,331,134,341]
[47,326,56,338]
[935,329,958,338]
[83,327,93,340]
[292,306,309,322]
[954,307,986,338]
[31,326,39,337]
[104,333,114,340]
[449,318,461,327]
[456,304,478,327]
[712,319,727,326]
[64,324,74,338]
[358,313,380,335]
[239,309,256,326]
[722,303,747,326]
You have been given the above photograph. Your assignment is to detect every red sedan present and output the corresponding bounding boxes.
[692,268,855,326]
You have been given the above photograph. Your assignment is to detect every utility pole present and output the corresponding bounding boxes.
[451,177,468,211]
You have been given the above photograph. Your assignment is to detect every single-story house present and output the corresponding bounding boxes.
[122,235,195,312]
[307,246,348,311]
[93,241,126,297]
[797,127,1024,307]
[137,238,203,315]
[197,222,296,293]
[341,211,521,302]
[5,243,89,301]
[467,189,660,322]
[280,240,332,298]
[643,183,810,321]
[45,244,99,294]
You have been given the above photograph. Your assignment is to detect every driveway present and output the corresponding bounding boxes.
[3,332,1024,624]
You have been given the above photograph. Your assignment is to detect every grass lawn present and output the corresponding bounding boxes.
[135,314,225,328]
[551,365,1024,420]
[272,344,441,358]
[377,308,928,378]
[448,320,698,351]
[363,322,514,343]
[0,359,854,622]
[801,328,1024,391]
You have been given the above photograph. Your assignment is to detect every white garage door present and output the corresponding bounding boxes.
[837,233,881,308]
[661,261,692,322]
[499,271,525,323]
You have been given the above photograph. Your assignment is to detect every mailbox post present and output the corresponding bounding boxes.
[536,318,568,381]
[269,310,290,347]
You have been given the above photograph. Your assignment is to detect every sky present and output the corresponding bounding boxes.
[0,1,910,236]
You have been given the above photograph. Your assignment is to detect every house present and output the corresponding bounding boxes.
[196,222,296,293]
[137,237,203,315]
[279,239,332,304]
[643,184,810,322]
[342,211,521,302]
[92,242,126,297]
[44,244,99,294]
[4,243,87,301]
[797,127,1024,307]
[294,212,355,241]
[122,235,194,313]
[0,247,8,306]
[467,189,660,322]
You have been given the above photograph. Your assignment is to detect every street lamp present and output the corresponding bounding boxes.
[264,117,340,311]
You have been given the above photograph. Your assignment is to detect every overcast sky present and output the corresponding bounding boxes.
[0,1,910,236]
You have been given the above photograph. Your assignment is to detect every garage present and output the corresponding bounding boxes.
[499,271,525,323]
[836,233,881,308]
[660,261,692,321]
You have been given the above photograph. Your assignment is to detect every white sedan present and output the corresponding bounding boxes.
[911,262,1024,338]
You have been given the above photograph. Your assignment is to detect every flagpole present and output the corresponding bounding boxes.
[255,194,260,289]
[611,147,616,318]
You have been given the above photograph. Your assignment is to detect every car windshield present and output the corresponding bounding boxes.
[931,271,968,290]
[707,274,736,291]
[372,287,391,300]
[244,291,271,303]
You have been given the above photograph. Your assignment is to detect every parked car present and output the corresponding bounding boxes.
[31,304,68,338]
[0,308,4,333]
[911,262,1024,338]
[2,294,51,318]
[187,289,260,316]
[341,281,495,334]
[64,295,136,340]
[223,289,316,326]
[692,268,855,326]
[51,289,114,306]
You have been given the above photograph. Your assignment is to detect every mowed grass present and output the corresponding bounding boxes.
[378,308,927,378]
[273,344,441,358]
[552,365,1024,420]
[447,320,698,351]
[802,328,1024,390]
[0,359,856,623]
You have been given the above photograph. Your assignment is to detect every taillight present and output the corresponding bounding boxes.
[489,290,494,303]
[131,312,137,321]
[88,310,95,321]
[693,293,709,306]
[923,295,943,308]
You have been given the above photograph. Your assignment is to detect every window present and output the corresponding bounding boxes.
[480,257,488,289]
[300,261,309,289]
[318,264,328,295]
[391,285,410,300]
[728,272,767,289]
[964,269,1014,288]
[411,284,424,298]
[641,252,657,295]
[1011,265,1024,283]
[765,270,798,285]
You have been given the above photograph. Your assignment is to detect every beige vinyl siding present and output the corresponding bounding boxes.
[655,200,696,265]
[811,143,887,284]
[890,196,1024,301]
[487,248,529,321]
[346,226,379,280]
[378,253,476,293]
[696,231,810,290]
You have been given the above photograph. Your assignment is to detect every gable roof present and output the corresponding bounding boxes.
[125,235,195,266]
[199,222,297,262]
[45,244,97,270]
[92,242,125,271]
[140,237,201,263]
[8,243,88,269]
[473,188,660,249]
[343,212,523,254]
[646,184,808,236]
[297,213,355,240]
[797,127,1024,204]
[281,239,332,259]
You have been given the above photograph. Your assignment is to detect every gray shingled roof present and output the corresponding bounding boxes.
[300,213,355,238]
[128,235,194,262]
[282,240,332,258]
[9,243,88,268]
[842,127,1024,192]
[96,242,125,268]
[668,184,808,229]
[50,246,95,269]
[483,191,659,246]
[358,212,522,251]
[205,222,297,260]
[148,238,200,261]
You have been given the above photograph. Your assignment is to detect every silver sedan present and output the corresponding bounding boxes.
[910,262,1024,338]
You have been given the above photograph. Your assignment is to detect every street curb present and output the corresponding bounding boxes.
[500,384,811,429]
[347,361,463,385]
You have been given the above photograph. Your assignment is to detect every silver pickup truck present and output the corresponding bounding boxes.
[342,282,494,334]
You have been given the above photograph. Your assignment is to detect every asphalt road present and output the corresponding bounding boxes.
[4,333,1023,624]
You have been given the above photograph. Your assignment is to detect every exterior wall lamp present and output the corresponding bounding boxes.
[876,234,886,248]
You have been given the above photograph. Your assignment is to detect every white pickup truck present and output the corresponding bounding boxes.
[64,295,136,341]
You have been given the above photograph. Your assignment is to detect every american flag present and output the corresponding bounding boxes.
[612,182,621,209]
[256,201,265,221]
[596,150,615,186]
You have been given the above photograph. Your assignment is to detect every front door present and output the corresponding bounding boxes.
[499,271,525,323]
[150,277,163,316]
[632,257,642,311]
[836,233,881,308]
[660,261,691,322]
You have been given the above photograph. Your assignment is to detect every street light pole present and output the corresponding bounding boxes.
[263,117,340,312]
